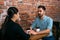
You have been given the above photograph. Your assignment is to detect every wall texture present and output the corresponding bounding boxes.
[0,0,60,29]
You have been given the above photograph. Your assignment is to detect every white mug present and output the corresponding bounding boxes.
[36,29,40,32]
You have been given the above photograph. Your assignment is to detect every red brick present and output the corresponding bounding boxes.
[0,9,3,13]
[0,0,60,28]
[0,1,4,5]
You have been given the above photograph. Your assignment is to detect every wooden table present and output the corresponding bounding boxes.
[29,33,49,40]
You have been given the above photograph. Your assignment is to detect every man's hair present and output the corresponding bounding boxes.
[38,5,46,10]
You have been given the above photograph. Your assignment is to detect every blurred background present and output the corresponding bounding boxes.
[0,0,60,40]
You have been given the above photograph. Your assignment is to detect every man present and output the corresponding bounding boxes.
[30,5,55,40]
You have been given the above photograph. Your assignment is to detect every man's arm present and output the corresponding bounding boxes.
[37,29,50,35]
[30,18,53,35]
[37,18,53,35]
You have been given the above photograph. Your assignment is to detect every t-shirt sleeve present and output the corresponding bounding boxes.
[47,18,53,30]
[16,24,30,40]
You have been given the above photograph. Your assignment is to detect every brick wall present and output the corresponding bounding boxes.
[0,0,60,29]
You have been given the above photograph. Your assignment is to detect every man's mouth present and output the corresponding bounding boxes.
[38,13,43,17]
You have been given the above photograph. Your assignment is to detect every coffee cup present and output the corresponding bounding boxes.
[36,28,40,32]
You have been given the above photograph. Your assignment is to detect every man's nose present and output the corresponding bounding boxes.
[38,12,41,13]
[40,10,42,12]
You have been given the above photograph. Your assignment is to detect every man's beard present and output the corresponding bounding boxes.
[38,13,43,18]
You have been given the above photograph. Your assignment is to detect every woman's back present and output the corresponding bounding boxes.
[2,19,30,40]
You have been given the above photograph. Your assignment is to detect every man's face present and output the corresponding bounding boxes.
[37,8,45,17]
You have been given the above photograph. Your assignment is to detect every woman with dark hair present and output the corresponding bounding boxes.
[1,7,30,40]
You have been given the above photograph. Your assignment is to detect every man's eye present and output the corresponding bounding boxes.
[38,10,42,12]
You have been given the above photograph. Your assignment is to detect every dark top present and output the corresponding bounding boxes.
[2,19,30,40]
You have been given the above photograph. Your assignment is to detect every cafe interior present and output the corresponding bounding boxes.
[0,0,60,40]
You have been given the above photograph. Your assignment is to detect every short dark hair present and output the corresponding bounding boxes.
[38,5,46,10]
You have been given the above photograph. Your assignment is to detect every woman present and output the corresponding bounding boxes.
[1,7,30,40]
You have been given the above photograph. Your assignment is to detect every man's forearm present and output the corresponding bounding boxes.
[37,29,50,35]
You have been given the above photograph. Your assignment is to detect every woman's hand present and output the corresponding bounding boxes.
[29,30,38,35]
